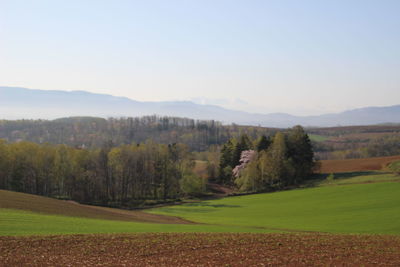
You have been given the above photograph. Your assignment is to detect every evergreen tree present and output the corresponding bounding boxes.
[256,135,271,152]
[287,125,315,184]
[232,134,252,167]
[218,140,234,184]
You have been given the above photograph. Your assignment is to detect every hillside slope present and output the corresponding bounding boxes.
[0,190,191,224]
[1,174,400,235]
[150,181,400,234]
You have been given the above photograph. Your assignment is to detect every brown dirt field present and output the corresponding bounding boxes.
[319,155,400,173]
[0,190,193,224]
[1,233,399,266]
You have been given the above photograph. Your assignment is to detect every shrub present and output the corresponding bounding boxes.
[180,174,206,197]
[388,161,400,175]
[326,173,335,182]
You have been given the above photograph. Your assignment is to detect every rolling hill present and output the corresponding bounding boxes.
[150,181,400,234]
[1,86,400,127]
[0,189,190,224]
[1,171,400,235]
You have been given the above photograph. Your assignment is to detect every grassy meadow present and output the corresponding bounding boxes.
[149,181,400,235]
[1,171,399,236]
[0,209,274,236]
[308,134,329,142]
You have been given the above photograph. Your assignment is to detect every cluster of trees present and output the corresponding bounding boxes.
[218,134,260,184]
[0,140,205,206]
[218,126,315,192]
[0,116,277,151]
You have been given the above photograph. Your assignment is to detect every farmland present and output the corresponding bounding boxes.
[308,124,400,160]
[150,181,400,235]
[2,233,400,266]
[308,134,329,142]
[1,172,400,235]
[318,155,400,173]
[0,189,190,224]
[0,209,270,236]
[315,171,400,186]
[0,190,275,235]
[1,168,400,265]
[3,0,400,264]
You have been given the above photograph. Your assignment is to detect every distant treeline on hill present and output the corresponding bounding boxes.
[308,125,400,160]
[0,116,278,151]
[1,115,400,160]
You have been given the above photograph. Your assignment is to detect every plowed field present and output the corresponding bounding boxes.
[319,155,400,173]
[0,190,191,224]
[1,233,399,266]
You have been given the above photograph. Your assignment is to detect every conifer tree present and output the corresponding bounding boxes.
[256,135,271,152]
[287,125,315,184]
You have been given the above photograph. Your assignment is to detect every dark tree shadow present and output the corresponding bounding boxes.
[185,202,241,208]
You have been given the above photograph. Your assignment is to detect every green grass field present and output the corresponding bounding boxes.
[1,172,400,236]
[0,209,276,236]
[308,134,329,142]
[150,181,400,235]
[315,171,400,186]
[388,160,400,174]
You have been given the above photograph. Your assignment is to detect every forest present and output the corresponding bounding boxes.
[0,123,316,207]
[0,116,278,151]
[0,139,205,206]
[1,115,399,207]
[1,116,399,160]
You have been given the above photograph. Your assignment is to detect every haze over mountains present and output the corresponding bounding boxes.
[1,86,399,128]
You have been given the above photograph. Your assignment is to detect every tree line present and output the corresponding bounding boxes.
[2,116,399,161]
[0,140,205,207]
[313,135,400,160]
[308,125,400,160]
[0,116,278,151]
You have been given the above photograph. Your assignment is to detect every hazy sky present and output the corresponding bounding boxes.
[1,0,399,115]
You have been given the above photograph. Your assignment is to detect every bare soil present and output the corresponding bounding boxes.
[1,233,399,266]
[318,155,400,173]
[0,190,193,224]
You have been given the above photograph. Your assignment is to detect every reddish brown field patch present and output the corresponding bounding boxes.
[1,233,399,266]
[319,155,400,173]
[0,190,192,224]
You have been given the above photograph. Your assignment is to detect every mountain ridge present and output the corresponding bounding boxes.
[1,86,399,127]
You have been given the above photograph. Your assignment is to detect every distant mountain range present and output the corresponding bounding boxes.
[1,86,400,128]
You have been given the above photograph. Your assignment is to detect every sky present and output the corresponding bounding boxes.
[1,0,399,115]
